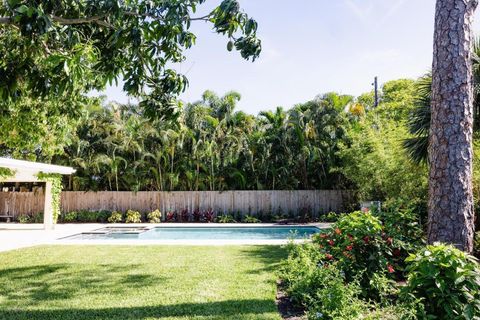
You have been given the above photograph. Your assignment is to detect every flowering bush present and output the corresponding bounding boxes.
[312,211,402,298]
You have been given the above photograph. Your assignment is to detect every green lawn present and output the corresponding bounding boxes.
[0,245,287,320]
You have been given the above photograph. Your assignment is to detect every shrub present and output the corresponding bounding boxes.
[297,206,312,223]
[31,212,43,223]
[306,274,367,320]
[278,243,368,319]
[243,215,261,223]
[401,244,480,320]
[63,211,78,223]
[108,211,123,223]
[192,208,202,222]
[147,209,162,223]
[125,210,142,223]
[312,211,399,299]
[76,210,99,222]
[216,214,236,223]
[166,210,176,222]
[17,214,30,223]
[95,210,110,223]
[179,208,190,222]
[203,209,215,222]
[321,211,341,223]
[373,200,424,260]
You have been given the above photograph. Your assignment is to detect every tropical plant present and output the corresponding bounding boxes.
[17,214,29,223]
[125,210,142,223]
[402,244,480,319]
[147,210,162,223]
[243,215,261,223]
[216,214,236,223]
[107,211,123,223]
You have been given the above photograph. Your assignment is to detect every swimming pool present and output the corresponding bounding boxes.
[63,226,320,241]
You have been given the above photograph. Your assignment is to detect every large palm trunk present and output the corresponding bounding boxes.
[428,0,477,252]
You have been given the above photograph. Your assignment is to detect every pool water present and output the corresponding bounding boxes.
[64,226,320,240]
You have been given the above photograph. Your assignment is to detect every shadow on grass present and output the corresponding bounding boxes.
[239,245,288,274]
[0,264,165,304]
[0,299,277,320]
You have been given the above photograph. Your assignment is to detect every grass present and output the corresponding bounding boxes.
[0,245,287,320]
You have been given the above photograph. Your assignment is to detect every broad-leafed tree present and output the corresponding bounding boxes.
[0,0,260,156]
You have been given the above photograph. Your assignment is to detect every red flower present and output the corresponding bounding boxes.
[363,236,370,244]
[346,245,353,251]
[325,254,333,260]
[328,240,335,246]
[335,228,342,235]
[387,264,395,273]
[386,237,393,245]
[347,234,354,241]
[320,233,328,239]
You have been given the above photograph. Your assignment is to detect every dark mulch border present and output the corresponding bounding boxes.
[276,280,306,320]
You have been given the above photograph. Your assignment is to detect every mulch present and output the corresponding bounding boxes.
[275,280,306,320]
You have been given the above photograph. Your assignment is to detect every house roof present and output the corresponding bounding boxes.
[0,157,75,175]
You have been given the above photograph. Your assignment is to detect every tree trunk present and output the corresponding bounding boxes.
[428,0,478,252]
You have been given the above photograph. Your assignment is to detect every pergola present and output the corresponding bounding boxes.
[0,157,75,230]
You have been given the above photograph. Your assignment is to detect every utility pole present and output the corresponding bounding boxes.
[372,76,379,107]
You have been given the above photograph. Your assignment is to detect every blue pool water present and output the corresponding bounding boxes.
[64,226,320,240]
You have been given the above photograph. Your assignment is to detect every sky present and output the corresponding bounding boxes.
[103,0,480,115]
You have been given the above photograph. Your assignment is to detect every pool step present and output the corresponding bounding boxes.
[83,226,153,235]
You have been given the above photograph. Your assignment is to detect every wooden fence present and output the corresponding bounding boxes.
[0,192,45,218]
[0,190,354,220]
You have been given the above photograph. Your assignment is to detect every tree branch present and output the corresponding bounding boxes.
[0,17,11,24]
[0,15,113,28]
[0,11,211,27]
[51,15,113,28]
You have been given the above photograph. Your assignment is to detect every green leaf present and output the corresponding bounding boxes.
[15,4,28,14]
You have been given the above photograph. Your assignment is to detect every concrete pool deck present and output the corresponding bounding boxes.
[0,223,331,252]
